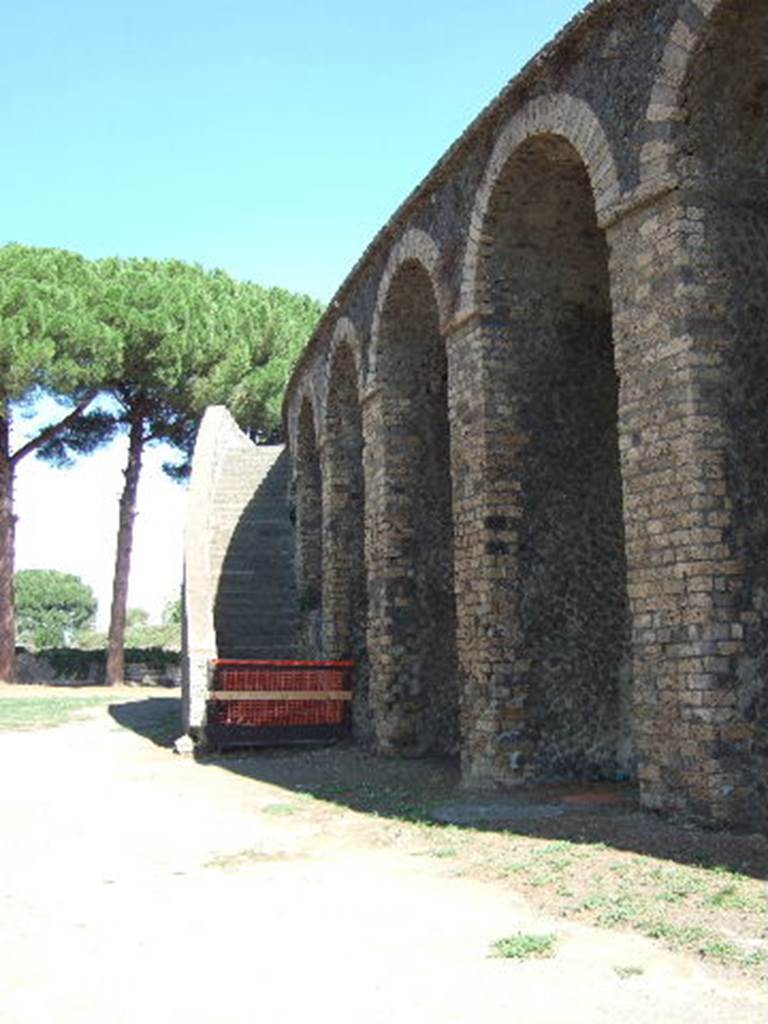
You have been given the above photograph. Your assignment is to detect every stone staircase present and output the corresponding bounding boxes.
[182,408,298,732]
[213,445,299,660]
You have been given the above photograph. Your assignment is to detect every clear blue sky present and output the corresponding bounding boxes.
[1,0,586,303]
[3,0,587,625]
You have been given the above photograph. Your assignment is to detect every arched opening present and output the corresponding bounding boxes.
[682,0,768,819]
[479,133,631,779]
[295,398,323,656]
[375,260,458,754]
[324,342,369,737]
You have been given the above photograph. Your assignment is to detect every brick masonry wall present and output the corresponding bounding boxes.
[280,0,767,831]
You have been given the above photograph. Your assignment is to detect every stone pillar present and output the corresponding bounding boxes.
[361,385,420,752]
[446,313,527,786]
[320,442,344,660]
[607,188,752,826]
[361,385,396,750]
[294,406,323,658]
[321,440,365,661]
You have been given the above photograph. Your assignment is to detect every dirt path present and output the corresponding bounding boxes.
[1,695,766,1024]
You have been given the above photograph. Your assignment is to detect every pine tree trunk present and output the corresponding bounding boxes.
[106,413,145,686]
[0,415,16,682]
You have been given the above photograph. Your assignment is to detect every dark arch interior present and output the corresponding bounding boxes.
[377,261,458,754]
[324,343,369,737]
[295,399,323,655]
[481,133,632,779]
[683,0,768,819]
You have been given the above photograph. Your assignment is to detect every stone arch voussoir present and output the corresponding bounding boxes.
[320,316,364,425]
[369,228,449,387]
[287,386,322,459]
[458,93,619,318]
[639,0,725,189]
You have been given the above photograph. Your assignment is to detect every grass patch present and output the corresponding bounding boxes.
[422,832,767,980]
[703,884,755,911]
[490,932,557,960]
[206,848,291,870]
[639,920,708,946]
[598,902,643,927]
[637,920,767,968]
[0,694,114,731]
[614,965,644,979]
[648,866,705,903]
[262,803,299,816]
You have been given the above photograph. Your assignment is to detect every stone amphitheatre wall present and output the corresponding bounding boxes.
[282,0,768,831]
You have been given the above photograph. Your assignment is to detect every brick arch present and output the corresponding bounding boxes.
[365,235,458,756]
[451,88,632,782]
[639,0,725,189]
[317,316,364,422]
[286,385,322,459]
[369,228,449,387]
[459,93,620,317]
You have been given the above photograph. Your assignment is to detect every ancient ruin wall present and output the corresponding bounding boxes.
[282,0,768,831]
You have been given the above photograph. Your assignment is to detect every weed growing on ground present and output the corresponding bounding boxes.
[703,884,755,911]
[205,848,291,869]
[262,803,298,816]
[490,933,557,960]
[397,830,768,978]
[614,965,644,979]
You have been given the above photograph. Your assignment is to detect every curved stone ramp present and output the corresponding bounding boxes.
[182,407,298,733]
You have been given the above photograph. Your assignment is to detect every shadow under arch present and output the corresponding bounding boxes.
[470,129,632,782]
[368,257,459,757]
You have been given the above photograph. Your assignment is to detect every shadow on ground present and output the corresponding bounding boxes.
[108,696,182,749]
[109,697,768,880]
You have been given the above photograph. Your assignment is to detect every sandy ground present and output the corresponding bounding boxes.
[1,695,766,1024]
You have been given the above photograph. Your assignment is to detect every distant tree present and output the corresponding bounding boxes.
[121,606,180,650]
[81,258,232,684]
[126,607,149,629]
[34,255,323,684]
[15,569,97,649]
[80,260,321,684]
[0,244,120,680]
[162,596,182,625]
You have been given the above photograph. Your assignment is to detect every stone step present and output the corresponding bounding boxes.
[217,620,299,634]
[217,586,297,598]
[184,421,299,683]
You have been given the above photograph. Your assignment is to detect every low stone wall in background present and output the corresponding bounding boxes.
[14,648,181,688]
